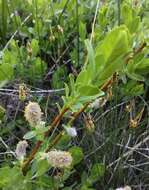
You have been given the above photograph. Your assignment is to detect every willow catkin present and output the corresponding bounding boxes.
[24,102,42,127]
[15,140,28,160]
[47,150,73,168]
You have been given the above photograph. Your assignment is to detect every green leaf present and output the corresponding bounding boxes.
[94,53,105,73]
[0,63,14,81]
[69,74,76,96]
[121,81,144,96]
[121,4,140,33]
[77,84,100,97]
[52,66,66,88]
[69,146,84,165]
[0,105,5,119]
[85,39,95,68]
[35,122,48,134]
[69,101,84,112]
[62,169,73,181]
[83,163,105,188]
[126,71,145,81]
[96,26,129,64]
[76,69,91,85]
[35,159,49,177]
[1,0,8,42]
[126,60,145,81]
[23,131,36,140]
[31,39,39,56]
[135,58,149,75]
[89,163,105,182]
[129,17,140,33]
[98,5,108,28]
[37,175,54,189]
[97,55,124,86]
[79,22,86,40]
[0,166,25,189]
[34,57,45,75]
[77,92,104,104]
[85,39,95,79]
[0,166,12,187]
[56,134,71,149]
[65,83,70,98]
[121,4,133,26]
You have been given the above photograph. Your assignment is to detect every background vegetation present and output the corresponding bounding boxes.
[0,0,149,189]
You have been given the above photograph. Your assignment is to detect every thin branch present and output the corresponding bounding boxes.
[0,88,64,93]
[22,141,42,175]
[108,134,149,168]
[90,0,100,42]
[45,131,64,153]
[1,13,32,56]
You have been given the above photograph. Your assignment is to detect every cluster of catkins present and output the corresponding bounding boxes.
[15,102,73,168]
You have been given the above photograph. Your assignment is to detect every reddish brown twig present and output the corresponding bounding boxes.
[45,107,69,137]
[22,141,42,175]
[125,42,146,64]
[45,131,64,153]
[68,103,89,125]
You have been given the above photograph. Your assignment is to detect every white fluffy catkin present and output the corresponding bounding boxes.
[15,140,28,160]
[24,102,42,126]
[47,150,73,168]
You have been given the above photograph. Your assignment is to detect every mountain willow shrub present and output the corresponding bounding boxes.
[0,0,149,189]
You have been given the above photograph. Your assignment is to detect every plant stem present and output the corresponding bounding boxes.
[45,107,69,137]
[22,140,42,175]
[45,131,64,153]
[68,103,89,125]
[125,42,147,64]
[117,0,121,26]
